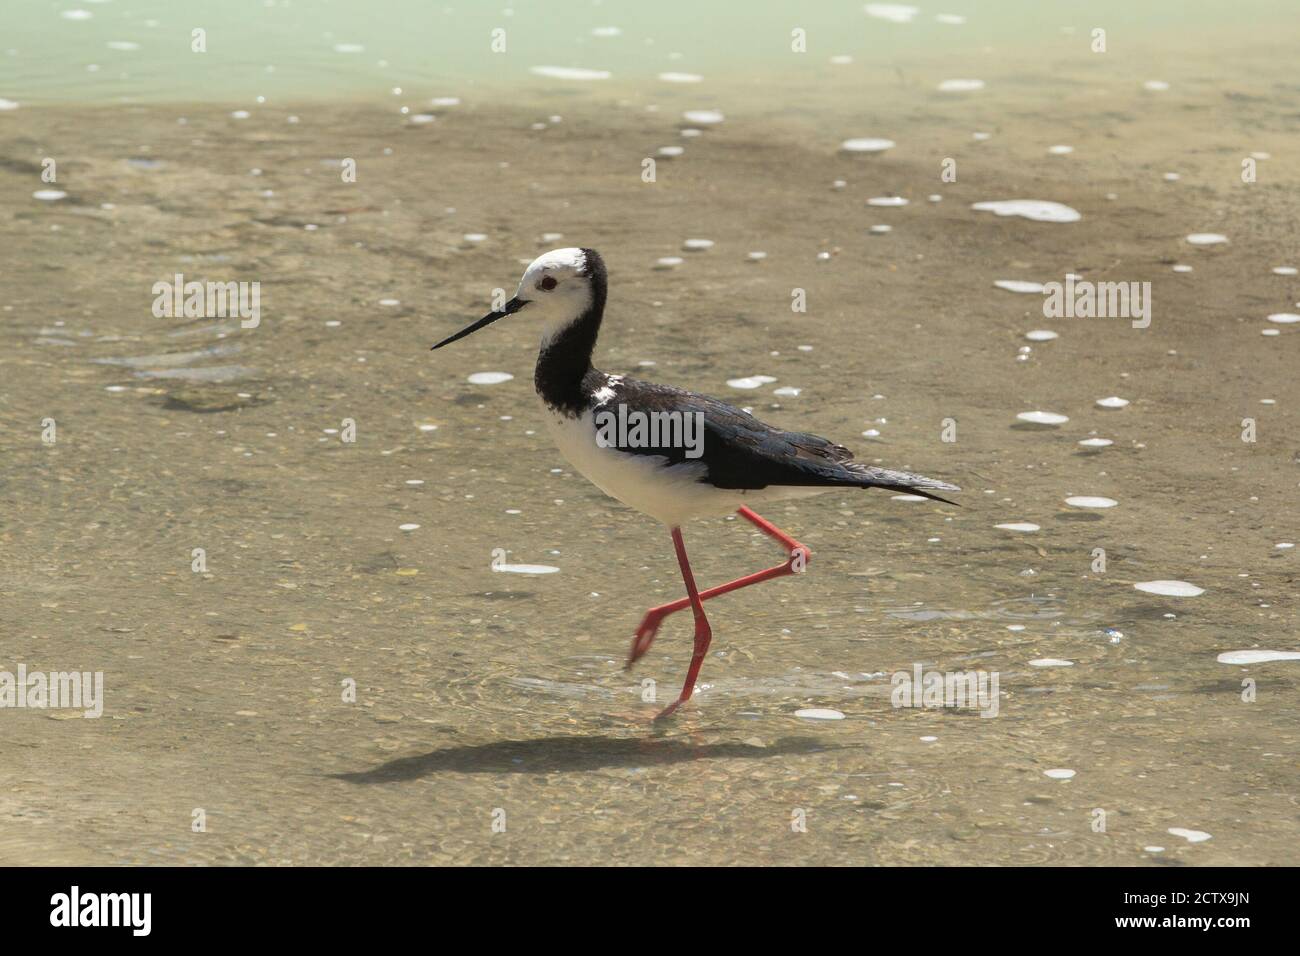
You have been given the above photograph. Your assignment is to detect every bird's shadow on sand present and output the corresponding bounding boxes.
[333,735,839,783]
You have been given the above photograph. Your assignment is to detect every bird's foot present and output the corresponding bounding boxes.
[625,607,669,670]
[653,697,686,721]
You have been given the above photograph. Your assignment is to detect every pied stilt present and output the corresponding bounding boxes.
[433,248,959,719]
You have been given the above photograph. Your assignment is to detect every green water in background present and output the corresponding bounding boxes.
[2,0,1297,106]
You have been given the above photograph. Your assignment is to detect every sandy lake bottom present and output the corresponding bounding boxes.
[2,22,1298,864]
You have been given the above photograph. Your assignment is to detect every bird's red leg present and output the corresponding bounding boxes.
[654,526,712,720]
[628,507,811,670]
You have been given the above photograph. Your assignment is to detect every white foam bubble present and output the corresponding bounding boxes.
[590,26,622,37]
[333,43,364,53]
[494,563,560,575]
[1096,396,1130,409]
[1216,649,1300,664]
[61,9,93,20]
[1025,329,1058,341]
[1143,80,1170,91]
[467,371,513,385]
[1267,313,1300,324]
[773,386,802,397]
[1272,266,1297,275]
[1017,411,1069,425]
[938,78,984,92]
[972,200,1081,223]
[1134,580,1204,597]
[658,145,684,157]
[658,72,703,83]
[1078,437,1113,448]
[1065,496,1117,508]
[530,66,611,81]
[1167,827,1211,843]
[398,523,420,531]
[106,40,140,51]
[1030,659,1074,668]
[1186,232,1228,245]
[996,522,1040,532]
[1047,144,1074,155]
[683,238,714,251]
[995,280,1045,293]
[1043,768,1076,779]
[654,256,683,269]
[891,494,928,502]
[867,196,909,206]
[0,98,19,111]
[33,189,67,201]
[841,137,895,153]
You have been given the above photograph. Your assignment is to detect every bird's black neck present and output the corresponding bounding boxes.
[535,258,606,416]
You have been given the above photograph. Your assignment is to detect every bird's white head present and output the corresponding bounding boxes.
[431,247,607,352]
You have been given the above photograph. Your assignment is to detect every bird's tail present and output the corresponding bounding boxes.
[838,463,962,506]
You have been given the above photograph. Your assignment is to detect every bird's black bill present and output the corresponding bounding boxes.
[430,297,526,350]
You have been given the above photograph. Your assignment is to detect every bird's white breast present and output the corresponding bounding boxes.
[541,405,739,526]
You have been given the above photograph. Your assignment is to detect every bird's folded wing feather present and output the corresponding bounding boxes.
[600,378,960,502]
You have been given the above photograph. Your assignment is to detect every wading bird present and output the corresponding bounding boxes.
[433,248,959,718]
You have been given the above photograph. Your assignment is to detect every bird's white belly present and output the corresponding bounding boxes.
[541,409,734,525]
[542,408,824,526]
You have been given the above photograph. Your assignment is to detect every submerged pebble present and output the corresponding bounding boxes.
[972,200,1081,223]
[530,66,611,81]
[864,4,919,22]
[794,708,845,720]
[727,375,777,389]
[841,137,895,153]
[682,109,724,125]
[494,563,560,575]
[995,280,1045,293]
[1017,411,1068,425]
[1134,580,1204,597]
[467,371,513,385]
[1216,649,1300,664]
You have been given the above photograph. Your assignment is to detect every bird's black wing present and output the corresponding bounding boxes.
[592,373,961,504]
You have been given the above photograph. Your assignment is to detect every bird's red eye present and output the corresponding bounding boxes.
[539,276,558,291]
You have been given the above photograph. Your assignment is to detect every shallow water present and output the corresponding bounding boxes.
[1,2,1298,865]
